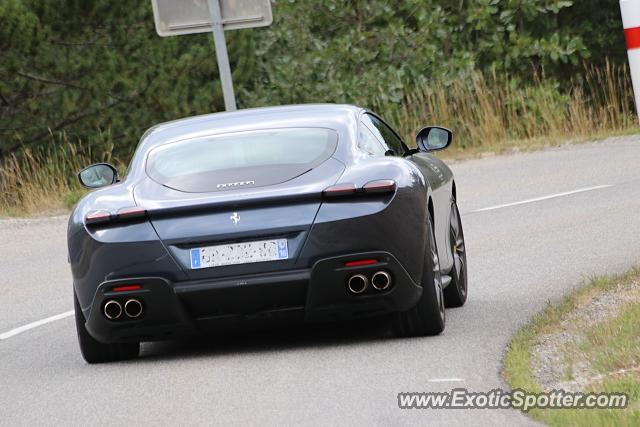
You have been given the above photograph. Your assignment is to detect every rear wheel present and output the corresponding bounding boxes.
[443,201,468,307]
[394,213,445,337]
[74,291,139,364]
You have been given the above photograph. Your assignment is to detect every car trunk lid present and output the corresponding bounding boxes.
[134,157,345,281]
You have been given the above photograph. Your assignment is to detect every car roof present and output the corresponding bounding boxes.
[124,104,368,182]
[139,104,365,150]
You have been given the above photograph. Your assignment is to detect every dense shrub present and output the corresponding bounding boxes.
[0,0,629,158]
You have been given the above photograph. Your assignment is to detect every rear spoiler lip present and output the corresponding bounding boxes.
[143,182,395,220]
[84,190,324,228]
[143,191,323,219]
[86,183,394,227]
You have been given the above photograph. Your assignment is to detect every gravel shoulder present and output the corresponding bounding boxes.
[504,269,640,426]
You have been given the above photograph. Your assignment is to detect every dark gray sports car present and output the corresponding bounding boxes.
[69,104,467,363]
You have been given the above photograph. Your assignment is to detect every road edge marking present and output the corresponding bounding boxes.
[471,185,613,213]
[0,310,74,340]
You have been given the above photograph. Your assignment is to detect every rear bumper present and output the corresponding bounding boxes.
[82,252,422,344]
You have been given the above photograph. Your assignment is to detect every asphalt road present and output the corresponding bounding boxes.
[2,136,640,426]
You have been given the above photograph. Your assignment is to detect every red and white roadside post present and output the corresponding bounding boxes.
[621,0,640,122]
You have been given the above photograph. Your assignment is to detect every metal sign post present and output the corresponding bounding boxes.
[207,0,236,111]
[150,0,273,112]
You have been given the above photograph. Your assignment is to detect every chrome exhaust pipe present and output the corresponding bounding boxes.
[104,300,123,320]
[124,299,143,318]
[347,274,368,294]
[371,271,392,291]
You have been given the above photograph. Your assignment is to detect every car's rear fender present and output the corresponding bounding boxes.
[68,184,185,313]
[301,157,429,284]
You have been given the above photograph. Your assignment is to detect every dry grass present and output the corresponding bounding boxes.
[386,61,637,152]
[1,62,638,215]
[0,133,116,216]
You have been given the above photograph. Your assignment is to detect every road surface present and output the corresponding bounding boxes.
[2,136,640,426]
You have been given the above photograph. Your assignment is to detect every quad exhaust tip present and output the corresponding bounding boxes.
[347,271,393,294]
[103,300,123,320]
[124,299,143,318]
[347,274,368,294]
[103,299,143,320]
[371,271,392,291]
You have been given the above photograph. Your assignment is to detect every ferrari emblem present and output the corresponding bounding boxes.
[230,212,240,224]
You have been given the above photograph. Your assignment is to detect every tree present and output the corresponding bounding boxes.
[0,0,627,157]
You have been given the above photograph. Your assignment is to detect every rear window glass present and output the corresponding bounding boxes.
[146,128,338,192]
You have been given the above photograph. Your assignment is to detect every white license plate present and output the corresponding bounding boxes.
[189,239,288,269]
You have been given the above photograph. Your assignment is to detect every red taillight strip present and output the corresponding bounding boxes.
[85,210,111,225]
[85,207,147,226]
[116,206,146,219]
[345,259,378,267]
[363,179,397,194]
[111,285,142,292]
[323,183,358,197]
[323,180,397,199]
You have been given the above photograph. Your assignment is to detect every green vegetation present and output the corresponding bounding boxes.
[582,304,640,375]
[0,138,114,215]
[503,269,640,426]
[387,61,636,153]
[0,0,637,214]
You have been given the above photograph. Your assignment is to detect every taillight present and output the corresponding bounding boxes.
[85,206,146,226]
[85,210,111,225]
[116,206,147,219]
[323,180,396,199]
[322,183,358,197]
[363,179,397,194]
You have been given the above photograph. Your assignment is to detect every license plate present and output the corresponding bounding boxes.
[189,239,288,269]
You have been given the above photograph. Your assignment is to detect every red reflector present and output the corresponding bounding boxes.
[85,210,111,224]
[323,183,358,197]
[345,259,378,267]
[112,285,142,292]
[363,179,397,194]
[117,206,146,219]
[625,27,640,50]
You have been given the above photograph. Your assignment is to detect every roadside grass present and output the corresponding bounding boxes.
[503,269,640,426]
[387,61,637,152]
[0,134,117,216]
[582,303,640,375]
[0,62,637,216]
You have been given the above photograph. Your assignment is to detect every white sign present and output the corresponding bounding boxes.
[151,0,273,111]
[151,0,273,37]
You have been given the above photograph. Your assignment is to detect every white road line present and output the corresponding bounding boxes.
[471,184,613,213]
[427,378,465,383]
[0,310,74,340]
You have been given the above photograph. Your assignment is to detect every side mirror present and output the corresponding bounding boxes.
[78,163,118,189]
[416,126,452,152]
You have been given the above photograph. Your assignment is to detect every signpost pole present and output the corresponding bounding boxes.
[207,0,237,111]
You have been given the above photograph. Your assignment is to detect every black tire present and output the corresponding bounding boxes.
[443,201,468,308]
[394,213,445,337]
[74,291,139,364]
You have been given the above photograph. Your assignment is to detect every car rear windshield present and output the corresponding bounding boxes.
[146,127,338,192]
